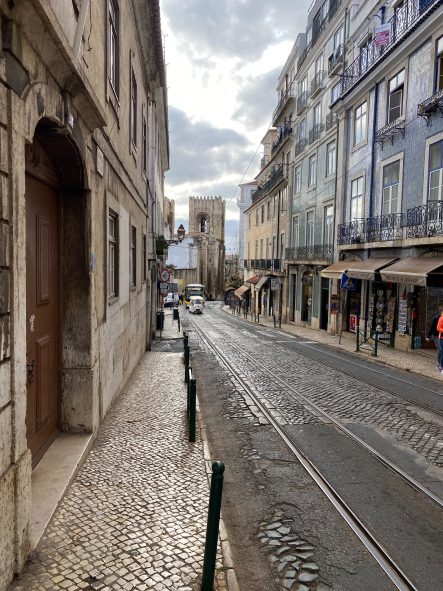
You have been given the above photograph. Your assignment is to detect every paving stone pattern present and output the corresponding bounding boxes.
[193,313,443,467]
[10,353,227,591]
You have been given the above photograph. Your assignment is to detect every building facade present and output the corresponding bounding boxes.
[0,0,169,587]
[237,181,257,275]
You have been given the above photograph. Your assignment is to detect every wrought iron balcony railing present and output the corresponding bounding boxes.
[417,88,443,125]
[271,125,293,156]
[311,71,325,97]
[309,123,323,144]
[339,0,439,98]
[295,137,308,157]
[272,87,296,125]
[328,44,344,75]
[407,200,443,238]
[326,112,338,131]
[297,0,343,71]
[374,118,406,147]
[260,154,269,169]
[252,165,284,203]
[338,215,404,244]
[297,91,309,114]
[285,244,333,262]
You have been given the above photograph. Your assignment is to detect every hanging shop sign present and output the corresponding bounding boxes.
[330,294,339,314]
[375,24,391,47]
[302,274,313,286]
[271,278,281,291]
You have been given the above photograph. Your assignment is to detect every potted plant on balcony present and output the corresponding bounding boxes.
[428,227,437,237]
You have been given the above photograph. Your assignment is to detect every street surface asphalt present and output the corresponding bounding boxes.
[184,302,443,591]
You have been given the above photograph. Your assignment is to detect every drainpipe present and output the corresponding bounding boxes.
[331,117,340,334]
[73,0,90,57]
[365,81,379,335]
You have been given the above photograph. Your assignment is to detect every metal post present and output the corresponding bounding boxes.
[189,378,196,443]
[374,331,378,357]
[178,313,181,333]
[187,366,192,412]
[356,328,360,352]
[185,346,190,383]
[201,462,225,591]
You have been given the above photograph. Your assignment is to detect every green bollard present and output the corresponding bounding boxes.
[184,346,190,383]
[189,378,196,443]
[173,307,179,320]
[201,462,225,591]
[187,366,192,412]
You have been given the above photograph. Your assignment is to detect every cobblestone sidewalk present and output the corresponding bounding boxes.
[10,352,232,591]
[223,306,440,381]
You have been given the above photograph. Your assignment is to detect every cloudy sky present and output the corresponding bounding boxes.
[161,0,311,252]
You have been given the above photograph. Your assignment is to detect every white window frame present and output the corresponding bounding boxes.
[326,141,336,177]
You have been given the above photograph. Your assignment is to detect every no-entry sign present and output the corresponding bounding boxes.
[160,269,170,282]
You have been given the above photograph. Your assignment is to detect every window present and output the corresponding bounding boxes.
[299,119,306,139]
[142,116,147,174]
[307,26,312,45]
[282,188,287,213]
[261,204,265,224]
[315,54,324,76]
[272,236,277,259]
[260,239,264,258]
[332,82,340,103]
[286,151,290,177]
[248,213,251,230]
[429,140,443,201]
[142,234,146,281]
[334,26,344,51]
[247,242,250,259]
[280,233,285,262]
[436,37,443,91]
[267,200,271,220]
[255,240,258,259]
[351,177,364,219]
[324,205,333,244]
[131,225,136,287]
[354,102,367,145]
[300,77,307,95]
[383,161,400,214]
[109,210,118,298]
[313,103,321,126]
[109,0,119,94]
[131,69,137,148]
[266,237,270,258]
[321,0,329,21]
[308,154,316,186]
[292,216,299,247]
[387,69,404,123]
[326,141,336,176]
[306,211,314,246]
[256,208,260,226]
[294,166,301,194]
[200,217,207,232]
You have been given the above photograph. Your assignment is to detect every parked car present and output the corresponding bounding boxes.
[164,293,174,307]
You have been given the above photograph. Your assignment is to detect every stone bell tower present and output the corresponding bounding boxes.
[188,196,226,299]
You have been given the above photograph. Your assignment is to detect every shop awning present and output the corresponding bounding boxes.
[225,287,235,292]
[255,276,270,292]
[245,275,261,284]
[380,257,443,286]
[347,257,399,281]
[234,285,251,298]
[320,260,360,279]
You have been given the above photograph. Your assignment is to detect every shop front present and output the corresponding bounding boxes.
[255,276,270,316]
[301,269,314,324]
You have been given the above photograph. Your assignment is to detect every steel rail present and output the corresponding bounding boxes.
[214,307,443,407]
[193,314,443,513]
[189,316,419,591]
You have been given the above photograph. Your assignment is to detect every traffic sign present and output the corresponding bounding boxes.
[340,273,357,290]
[160,268,170,282]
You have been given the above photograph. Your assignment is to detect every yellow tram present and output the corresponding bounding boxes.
[184,283,204,308]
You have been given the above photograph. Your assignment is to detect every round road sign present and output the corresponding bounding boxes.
[160,269,170,282]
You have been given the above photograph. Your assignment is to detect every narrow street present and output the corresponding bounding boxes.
[187,302,443,591]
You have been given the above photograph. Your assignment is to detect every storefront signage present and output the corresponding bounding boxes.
[375,24,390,47]
[340,274,357,290]
[271,278,281,291]
[381,273,426,286]
[302,274,313,286]
[330,294,339,314]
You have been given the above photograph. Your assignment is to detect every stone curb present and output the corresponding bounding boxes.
[221,305,441,385]
[196,399,240,591]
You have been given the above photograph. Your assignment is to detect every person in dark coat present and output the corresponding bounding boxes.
[426,305,443,371]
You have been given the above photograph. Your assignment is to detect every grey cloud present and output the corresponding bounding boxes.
[163,0,310,63]
[166,106,255,186]
[232,67,282,131]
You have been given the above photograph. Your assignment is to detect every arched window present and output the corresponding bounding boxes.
[200,217,207,233]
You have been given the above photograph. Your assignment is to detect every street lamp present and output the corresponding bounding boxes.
[177,224,186,242]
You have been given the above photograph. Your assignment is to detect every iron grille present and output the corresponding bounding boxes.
[297,91,309,114]
[311,71,324,96]
[374,119,406,147]
[326,112,338,131]
[328,44,344,74]
[285,244,333,261]
[309,123,323,144]
[295,138,308,157]
[271,125,293,156]
[407,201,443,238]
[252,165,284,203]
[417,88,443,125]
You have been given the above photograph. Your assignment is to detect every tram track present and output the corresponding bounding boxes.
[188,314,420,591]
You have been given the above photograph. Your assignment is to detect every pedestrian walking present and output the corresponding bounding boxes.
[426,305,443,372]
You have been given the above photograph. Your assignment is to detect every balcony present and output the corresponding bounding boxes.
[297,91,309,115]
[297,0,343,71]
[272,87,296,126]
[328,44,344,76]
[374,119,406,148]
[310,71,325,98]
[339,0,439,98]
[407,201,443,238]
[338,214,403,245]
[260,155,270,169]
[326,112,338,131]
[271,124,293,157]
[285,244,333,262]
[309,123,323,144]
[252,165,284,203]
[295,138,308,157]
[417,88,443,125]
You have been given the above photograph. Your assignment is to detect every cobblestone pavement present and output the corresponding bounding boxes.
[10,353,229,591]
[223,306,440,381]
[193,311,443,467]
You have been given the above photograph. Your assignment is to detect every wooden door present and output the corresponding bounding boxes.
[25,142,60,464]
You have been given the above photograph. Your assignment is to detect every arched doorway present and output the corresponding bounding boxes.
[25,137,61,463]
